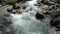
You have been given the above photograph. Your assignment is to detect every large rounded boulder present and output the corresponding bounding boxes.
[35,13,44,19]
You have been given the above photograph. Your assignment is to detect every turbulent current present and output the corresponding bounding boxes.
[1,0,60,34]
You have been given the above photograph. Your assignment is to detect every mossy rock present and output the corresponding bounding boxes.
[5,0,17,5]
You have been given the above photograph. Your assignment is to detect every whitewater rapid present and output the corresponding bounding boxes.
[8,0,52,34]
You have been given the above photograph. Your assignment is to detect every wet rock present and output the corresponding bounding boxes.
[15,9,22,14]
[43,12,51,15]
[23,6,26,10]
[12,11,16,14]
[50,19,57,27]
[50,18,60,31]
[56,28,60,31]
[7,8,13,13]
[16,6,20,9]
[40,0,44,3]
[50,10,60,18]
[52,6,55,9]
[17,11,22,14]
[50,13,58,18]
[55,4,59,7]
[44,2,51,6]
[48,8,52,10]
[13,5,20,10]
[11,10,21,14]
[42,5,49,9]
[35,13,44,19]
[40,0,55,6]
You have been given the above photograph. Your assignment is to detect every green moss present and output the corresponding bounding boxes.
[4,0,17,5]
[5,0,17,2]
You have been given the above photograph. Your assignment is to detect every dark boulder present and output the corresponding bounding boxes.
[50,18,60,31]
[7,8,13,13]
[50,19,57,27]
[40,0,44,3]
[35,13,44,19]
[52,6,55,9]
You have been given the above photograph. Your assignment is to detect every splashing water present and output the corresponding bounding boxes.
[27,0,37,5]
[8,0,51,34]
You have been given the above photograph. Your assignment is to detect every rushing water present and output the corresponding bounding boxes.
[6,0,57,34]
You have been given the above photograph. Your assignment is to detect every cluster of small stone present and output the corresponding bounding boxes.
[37,0,59,10]
[49,10,60,31]
[37,0,60,31]
[7,4,26,14]
[50,18,60,31]
[0,0,6,7]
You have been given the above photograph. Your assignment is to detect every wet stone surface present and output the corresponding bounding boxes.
[50,18,60,31]
[35,12,44,19]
